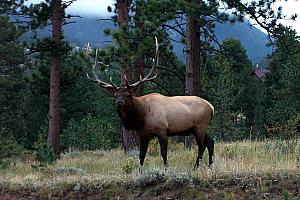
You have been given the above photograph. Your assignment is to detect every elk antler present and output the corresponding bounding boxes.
[86,48,118,89]
[87,37,159,90]
[128,36,159,88]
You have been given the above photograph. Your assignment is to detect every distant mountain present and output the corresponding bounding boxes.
[169,21,272,64]
[215,22,272,64]
[37,17,272,64]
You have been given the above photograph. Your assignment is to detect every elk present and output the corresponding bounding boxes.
[87,37,215,169]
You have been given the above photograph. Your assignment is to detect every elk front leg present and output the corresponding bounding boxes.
[158,136,168,168]
[139,137,150,167]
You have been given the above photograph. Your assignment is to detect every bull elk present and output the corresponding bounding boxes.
[87,37,215,169]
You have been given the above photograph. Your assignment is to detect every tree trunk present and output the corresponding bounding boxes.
[48,0,62,154]
[134,2,144,96]
[120,68,140,153]
[184,15,201,150]
[116,0,128,26]
[117,0,139,153]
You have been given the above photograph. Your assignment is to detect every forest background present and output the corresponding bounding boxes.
[1,0,299,166]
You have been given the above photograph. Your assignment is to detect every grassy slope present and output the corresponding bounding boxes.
[0,140,299,199]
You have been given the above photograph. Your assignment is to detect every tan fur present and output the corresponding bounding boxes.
[134,93,214,138]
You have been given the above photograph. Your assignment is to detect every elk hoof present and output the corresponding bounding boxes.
[139,166,143,174]
[193,164,199,170]
[164,163,169,171]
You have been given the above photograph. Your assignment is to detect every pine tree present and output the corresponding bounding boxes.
[0,15,27,158]
[221,38,255,138]
[47,0,63,154]
[27,0,75,153]
[265,27,300,139]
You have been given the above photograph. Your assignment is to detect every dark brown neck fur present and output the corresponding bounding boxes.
[117,97,145,131]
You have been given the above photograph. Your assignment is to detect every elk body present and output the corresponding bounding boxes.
[87,37,214,169]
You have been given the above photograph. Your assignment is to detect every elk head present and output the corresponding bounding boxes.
[86,37,159,111]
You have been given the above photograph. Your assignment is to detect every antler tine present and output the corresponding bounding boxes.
[129,36,159,87]
[144,36,159,79]
[123,75,131,88]
[98,61,109,67]
[109,77,118,89]
[86,48,118,89]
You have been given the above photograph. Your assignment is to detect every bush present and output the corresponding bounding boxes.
[0,127,23,168]
[34,139,58,165]
[267,113,300,140]
[121,157,138,174]
[61,113,120,150]
[0,158,12,169]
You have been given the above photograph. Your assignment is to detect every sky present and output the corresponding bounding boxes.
[265,0,300,34]
[66,0,114,16]
[27,0,300,34]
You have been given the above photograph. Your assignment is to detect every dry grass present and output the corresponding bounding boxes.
[0,139,299,187]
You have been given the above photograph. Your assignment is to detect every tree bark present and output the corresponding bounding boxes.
[48,0,62,154]
[134,2,144,96]
[117,0,139,153]
[184,15,201,150]
[116,0,128,26]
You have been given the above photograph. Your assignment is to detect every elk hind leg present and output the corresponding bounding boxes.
[205,134,214,166]
[193,129,206,170]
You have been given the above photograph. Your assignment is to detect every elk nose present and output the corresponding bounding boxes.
[116,100,124,107]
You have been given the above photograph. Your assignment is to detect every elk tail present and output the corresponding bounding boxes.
[203,99,214,121]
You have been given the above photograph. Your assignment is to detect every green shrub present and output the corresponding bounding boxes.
[121,157,137,174]
[34,140,58,165]
[61,113,120,150]
[0,127,23,168]
[283,190,296,200]
[267,113,300,140]
[0,158,11,169]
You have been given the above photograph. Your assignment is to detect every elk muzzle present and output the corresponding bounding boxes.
[116,96,127,108]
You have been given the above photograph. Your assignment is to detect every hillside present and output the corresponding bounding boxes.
[36,17,271,64]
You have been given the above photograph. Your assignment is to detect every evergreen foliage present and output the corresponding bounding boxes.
[0,16,29,149]
[0,0,299,158]
[265,27,300,139]
[61,113,120,150]
[101,1,185,95]
[200,39,255,141]
[34,139,58,165]
[28,51,121,150]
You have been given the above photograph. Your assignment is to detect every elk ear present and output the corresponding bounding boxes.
[130,86,140,95]
[104,87,116,95]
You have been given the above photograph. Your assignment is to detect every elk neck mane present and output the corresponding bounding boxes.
[116,96,145,131]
